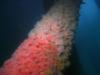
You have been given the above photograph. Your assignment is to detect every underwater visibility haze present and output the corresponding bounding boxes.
[0,0,100,75]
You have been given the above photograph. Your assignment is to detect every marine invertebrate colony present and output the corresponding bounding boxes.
[0,0,82,75]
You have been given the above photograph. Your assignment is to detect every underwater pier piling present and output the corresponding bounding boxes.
[0,0,82,75]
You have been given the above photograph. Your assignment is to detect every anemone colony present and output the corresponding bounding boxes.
[0,0,82,75]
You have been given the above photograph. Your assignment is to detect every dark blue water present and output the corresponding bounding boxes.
[0,0,44,66]
[75,0,100,75]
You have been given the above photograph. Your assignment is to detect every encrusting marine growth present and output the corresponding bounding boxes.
[0,0,82,75]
